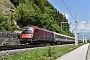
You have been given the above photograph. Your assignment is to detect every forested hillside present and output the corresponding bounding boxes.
[0,0,74,36]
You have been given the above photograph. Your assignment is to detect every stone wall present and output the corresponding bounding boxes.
[0,31,20,45]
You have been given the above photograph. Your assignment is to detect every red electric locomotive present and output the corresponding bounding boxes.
[20,25,54,44]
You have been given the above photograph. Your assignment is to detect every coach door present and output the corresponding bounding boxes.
[33,29,38,41]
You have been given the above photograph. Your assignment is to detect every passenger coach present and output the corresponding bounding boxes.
[53,32,75,44]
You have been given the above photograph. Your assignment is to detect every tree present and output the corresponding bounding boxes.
[12,3,36,27]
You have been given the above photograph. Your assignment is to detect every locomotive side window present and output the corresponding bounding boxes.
[22,27,32,34]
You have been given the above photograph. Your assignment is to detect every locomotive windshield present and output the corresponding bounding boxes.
[22,27,33,34]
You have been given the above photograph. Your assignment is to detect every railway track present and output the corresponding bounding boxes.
[0,44,74,57]
[0,45,42,51]
[0,43,75,51]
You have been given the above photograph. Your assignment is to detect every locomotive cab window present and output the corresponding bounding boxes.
[22,27,33,34]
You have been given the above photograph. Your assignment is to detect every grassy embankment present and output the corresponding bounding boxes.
[0,44,2,46]
[0,44,84,60]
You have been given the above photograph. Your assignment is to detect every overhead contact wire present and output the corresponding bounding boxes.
[61,0,74,18]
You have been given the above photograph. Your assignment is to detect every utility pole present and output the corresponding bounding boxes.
[85,37,87,43]
[74,14,78,45]
[60,14,78,45]
[82,29,84,43]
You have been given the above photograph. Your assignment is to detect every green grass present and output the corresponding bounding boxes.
[0,43,84,60]
[0,44,2,46]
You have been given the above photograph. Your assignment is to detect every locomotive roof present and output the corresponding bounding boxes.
[27,25,53,33]
[40,28,51,32]
[23,25,39,28]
